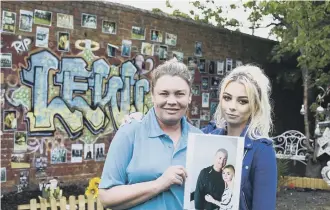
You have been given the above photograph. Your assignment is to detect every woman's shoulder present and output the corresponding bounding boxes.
[201,121,224,135]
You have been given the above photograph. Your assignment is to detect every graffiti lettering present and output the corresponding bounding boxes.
[11,38,31,53]
[20,50,151,139]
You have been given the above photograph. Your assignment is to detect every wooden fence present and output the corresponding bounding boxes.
[17,195,111,210]
[283,176,330,190]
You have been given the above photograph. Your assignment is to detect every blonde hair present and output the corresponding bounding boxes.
[151,58,192,93]
[214,64,273,139]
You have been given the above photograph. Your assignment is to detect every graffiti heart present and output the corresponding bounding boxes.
[15,49,153,141]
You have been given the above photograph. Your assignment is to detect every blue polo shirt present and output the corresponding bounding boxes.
[99,108,202,209]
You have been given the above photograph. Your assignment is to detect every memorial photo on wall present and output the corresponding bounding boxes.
[211,77,220,87]
[121,40,132,57]
[3,110,17,131]
[150,29,163,42]
[226,58,233,72]
[57,31,70,52]
[158,45,168,60]
[57,13,74,29]
[19,10,33,32]
[198,58,206,73]
[202,92,210,108]
[184,133,245,210]
[190,101,200,117]
[131,26,146,40]
[35,26,49,48]
[235,60,243,67]
[165,33,177,46]
[2,11,16,34]
[141,42,154,56]
[102,20,116,34]
[210,89,218,99]
[84,144,94,160]
[35,156,47,177]
[34,9,52,26]
[11,153,30,169]
[81,13,97,29]
[217,60,225,75]
[95,143,106,161]
[210,101,218,117]
[19,170,29,188]
[51,146,67,164]
[188,57,198,68]
[107,43,118,57]
[208,60,216,74]
[1,168,6,183]
[14,132,27,152]
[1,53,12,69]
[200,110,210,121]
[71,144,83,163]
[191,119,200,129]
[173,51,184,62]
[192,85,201,96]
[194,41,202,57]
[201,77,209,90]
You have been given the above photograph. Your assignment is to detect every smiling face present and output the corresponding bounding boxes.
[213,151,227,171]
[222,167,235,183]
[152,75,192,126]
[221,81,251,127]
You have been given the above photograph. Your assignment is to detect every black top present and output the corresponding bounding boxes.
[194,165,226,210]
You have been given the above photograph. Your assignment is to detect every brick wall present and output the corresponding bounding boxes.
[0,1,276,193]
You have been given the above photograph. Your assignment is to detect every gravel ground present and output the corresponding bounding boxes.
[276,189,330,210]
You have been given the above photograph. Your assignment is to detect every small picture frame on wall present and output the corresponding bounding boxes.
[57,31,70,52]
[211,77,220,87]
[0,53,12,69]
[201,77,209,90]
[226,58,233,72]
[107,44,118,57]
[34,9,52,26]
[102,20,116,34]
[198,58,206,73]
[3,110,17,131]
[202,92,209,108]
[217,60,225,75]
[208,60,216,74]
[192,85,201,96]
[121,40,132,57]
[194,41,202,57]
[150,29,163,43]
[81,13,97,29]
[200,110,210,121]
[1,11,16,34]
[190,101,200,117]
[210,88,218,99]
[131,26,146,40]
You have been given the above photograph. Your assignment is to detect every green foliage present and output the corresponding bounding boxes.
[276,159,290,192]
[171,9,193,19]
[151,8,164,13]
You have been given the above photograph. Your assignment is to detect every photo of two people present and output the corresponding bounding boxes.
[184,133,245,210]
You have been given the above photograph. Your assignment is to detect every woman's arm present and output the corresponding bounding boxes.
[252,144,277,210]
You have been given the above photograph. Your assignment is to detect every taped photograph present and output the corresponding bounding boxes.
[150,29,163,42]
[57,13,74,29]
[81,13,97,29]
[2,11,16,33]
[131,26,146,40]
[57,31,70,52]
[34,9,52,26]
[102,20,116,34]
[184,133,245,210]
[3,110,17,131]
[19,10,33,32]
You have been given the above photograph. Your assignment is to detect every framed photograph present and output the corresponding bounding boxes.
[211,77,220,87]
[165,33,177,46]
[14,132,27,152]
[158,45,168,60]
[1,53,12,69]
[57,13,74,29]
[95,143,106,161]
[107,43,118,57]
[190,101,200,118]
[190,119,200,129]
[235,60,243,67]
[71,144,83,163]
[57,31,70,52]
[150,29,163,42]
[84,144,94,160]
[35,26,49,48]
[226,58,233,72]
[34,9,52,26]
[188,57,197,67]
[1,168,6,183]
[200,110,210,121]
[121,40,132,57]
[51,146,67,164]
[201,77,209,90]
[210,101,218,117]
[3,110,17,131]
[208,60,216,74]
[210,89,218,99]
[35,156,47,177]
[131,26,145,40]
[81,13,97,29]
[198,59,206,73]
[172,51,184,62]
[202,92,210,108]
[141,42,154,56]
[184,133,245,210]
[19,170,29,188]
[11,153,30,168]
[217,60,225,75]
[2,11,16,34]
[194,41,202,57]
[192,85,200,96]
[19,10,33,32]
[102,20,116,34]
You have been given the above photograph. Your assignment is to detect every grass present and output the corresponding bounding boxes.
[131,33,145,40]
[34,17,51,26]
